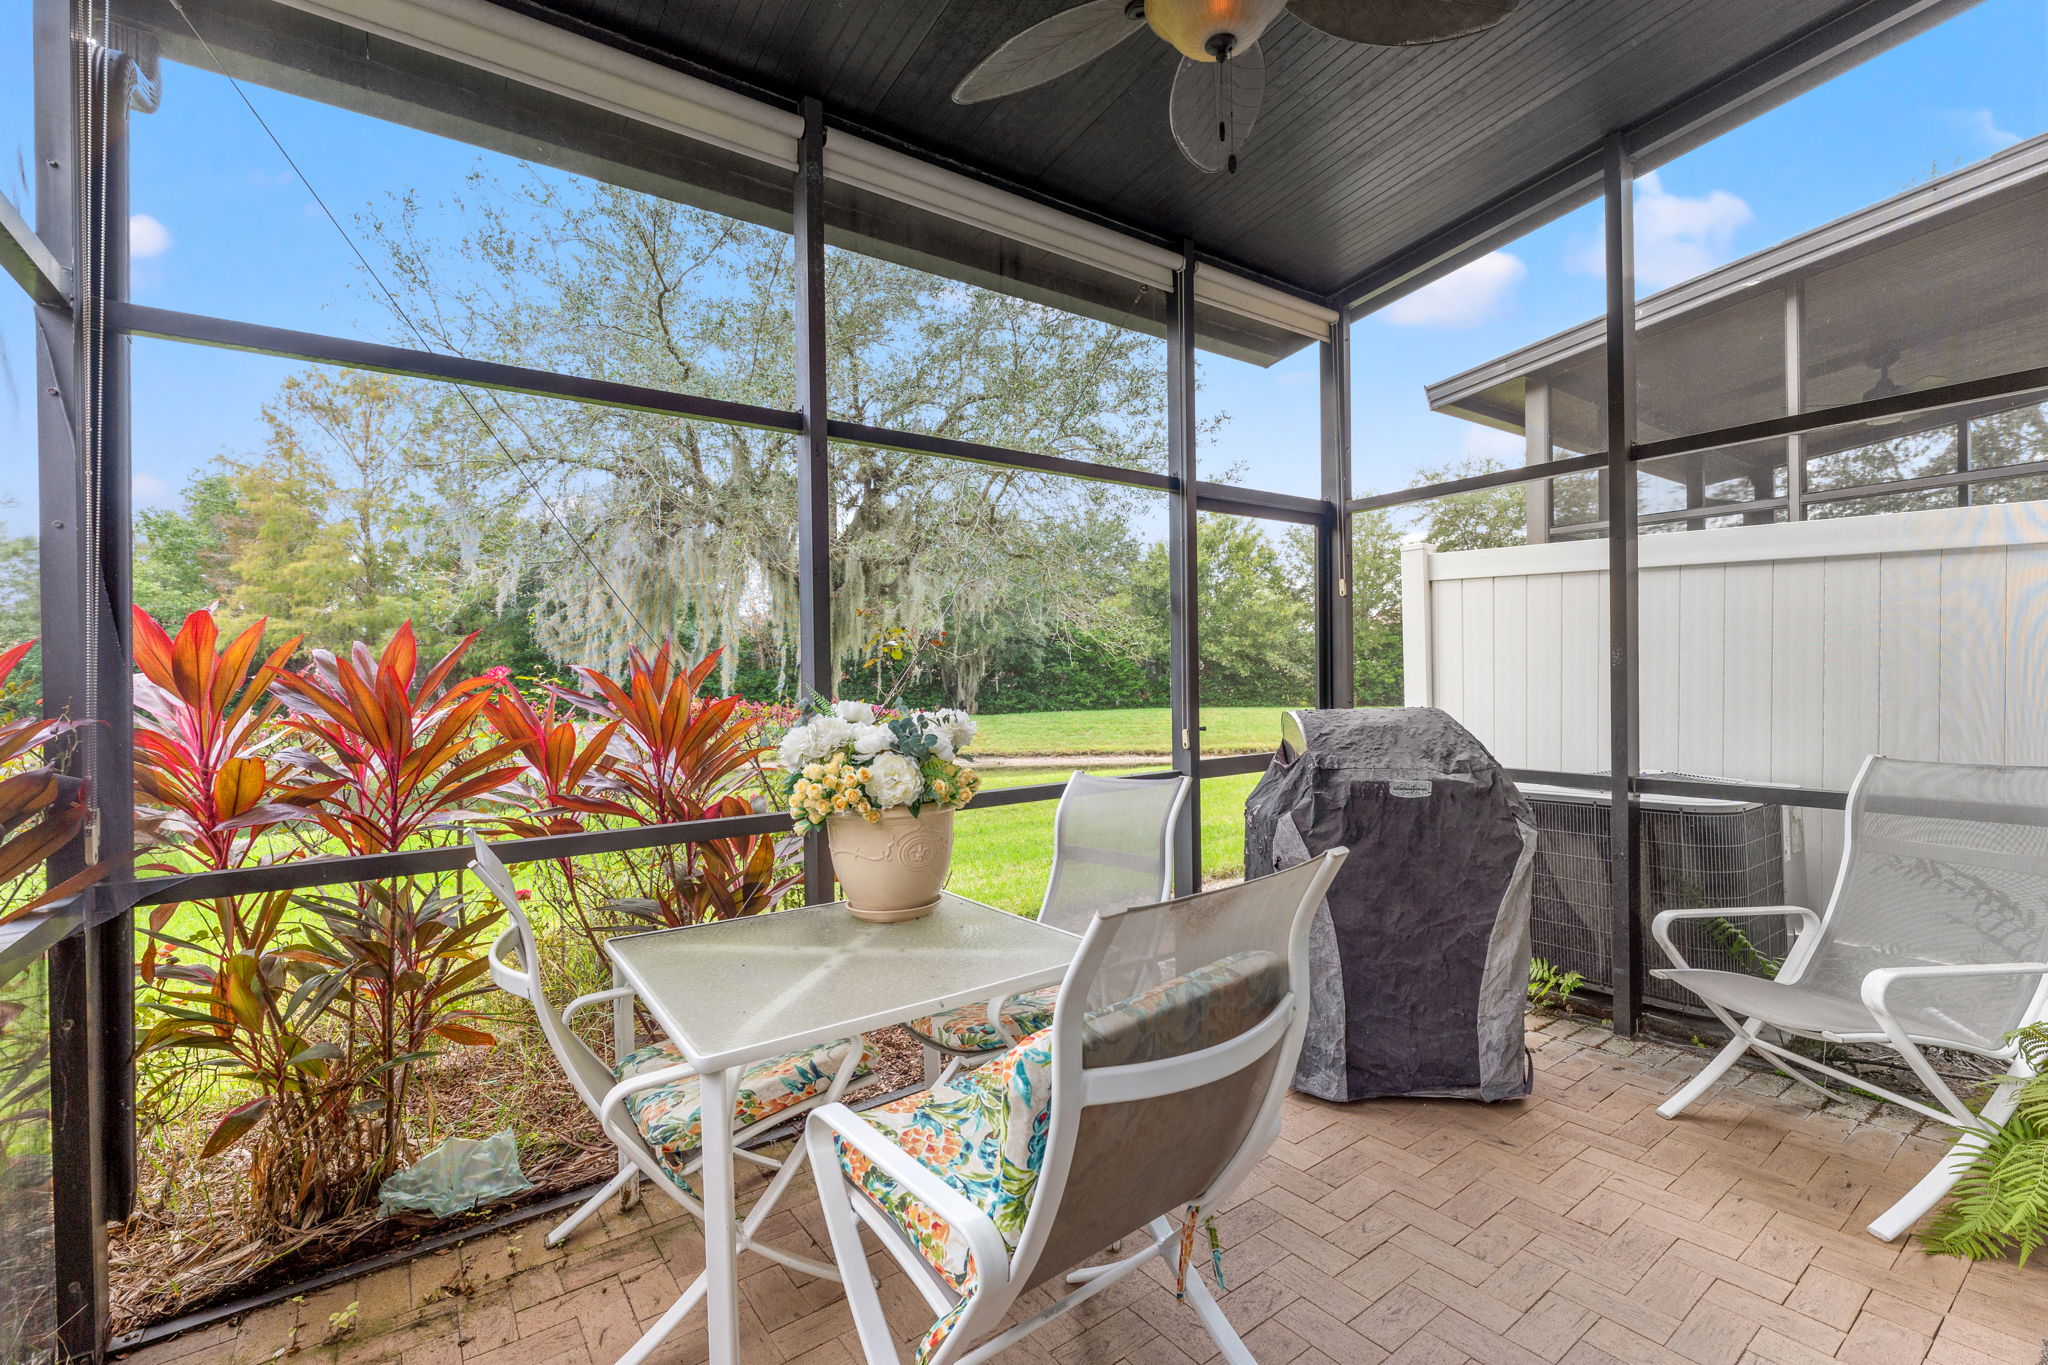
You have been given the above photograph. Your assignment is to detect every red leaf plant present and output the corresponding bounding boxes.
[477,687,636,957]
[131,608,343,979]
[0,639,103,925]
[128,608,368,1225]
[267,623,523,856]
[546,643,799,927]
[263,624,525,1189]
[131,607,340,873]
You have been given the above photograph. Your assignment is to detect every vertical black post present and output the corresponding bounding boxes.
[1316,325,1353,711]
[38,1,110,1356]
[1602,134,1643,1037]
[96,48,136,1222]
[793,98,834,902]
[1166,246,1200,893]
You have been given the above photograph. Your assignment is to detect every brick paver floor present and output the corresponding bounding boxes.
[121,1017,2048,1365]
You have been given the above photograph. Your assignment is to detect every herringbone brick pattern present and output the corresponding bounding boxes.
[122,1019,2048,1365]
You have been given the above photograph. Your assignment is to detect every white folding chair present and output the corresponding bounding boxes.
[1652,756,2048,1241]
[903,771,1189,1081]
[472,836,871,1364]
[806,847,1346,1365]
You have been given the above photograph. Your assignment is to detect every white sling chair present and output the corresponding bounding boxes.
[1653,756,2048,1242]
[902,771,1189,1080]
[806,847,1346,1365]
[473,837,871,1365]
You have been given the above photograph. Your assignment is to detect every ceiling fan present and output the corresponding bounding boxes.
[951,0,1519,174]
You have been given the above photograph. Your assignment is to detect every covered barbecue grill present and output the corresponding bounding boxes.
[1246,707,1537,1102]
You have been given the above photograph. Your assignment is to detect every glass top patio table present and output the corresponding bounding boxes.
[604,892,1080,1072]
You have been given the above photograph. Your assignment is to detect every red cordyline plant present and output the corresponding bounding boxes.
[546,643,799,927]
[0,639,102,925]
[267,624,524,1188]
[479,686,634,956]
[131,608,339,874]
[268,624,523,855]
[129,609,364,1225]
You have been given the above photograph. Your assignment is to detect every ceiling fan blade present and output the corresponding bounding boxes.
[952,0,1148,104]
[1170,41,1266,174]
[1288,0,1518,45]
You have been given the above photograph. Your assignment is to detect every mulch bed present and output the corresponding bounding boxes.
[109,1025,931,1337]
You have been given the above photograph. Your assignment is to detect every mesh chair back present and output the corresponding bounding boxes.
[1038,773,1188,934]
[1015,850,1344,1290]
[473,838,619,1114]
[1799,759,2048,1047]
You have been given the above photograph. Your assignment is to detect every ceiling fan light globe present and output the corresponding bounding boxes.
[1147,0,1289,61]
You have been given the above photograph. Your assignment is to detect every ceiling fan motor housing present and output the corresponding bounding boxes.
[1147,0,1289,61]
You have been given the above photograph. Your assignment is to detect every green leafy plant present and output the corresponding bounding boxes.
[138,885,362,1227]
[1706,917,1786,976]
[1527,957,1583,1014]
[1920,1024,2048,1263]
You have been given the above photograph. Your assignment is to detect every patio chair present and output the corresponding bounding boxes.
[805,846,1347,1365]
[1652,756,2048,1241]
[472,836,872,1363]
[903,771,1189,1081]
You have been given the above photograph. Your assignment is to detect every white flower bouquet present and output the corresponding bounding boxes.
[777,700,981,835]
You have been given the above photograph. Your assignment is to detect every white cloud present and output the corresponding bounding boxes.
[132,471,173,508]
[1570,172,1752,289]
[1947,107,2020,152]
[1383,252,1526,328]
[129,213,172,259]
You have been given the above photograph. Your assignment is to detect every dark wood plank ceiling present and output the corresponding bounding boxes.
[500,0,1875,299]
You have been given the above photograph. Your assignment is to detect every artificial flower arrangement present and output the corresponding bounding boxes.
[777,700,981,834]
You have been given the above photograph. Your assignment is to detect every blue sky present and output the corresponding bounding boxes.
[3,0,2044,534]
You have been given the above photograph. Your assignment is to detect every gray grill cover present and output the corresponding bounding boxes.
[1246,708,1537,1102]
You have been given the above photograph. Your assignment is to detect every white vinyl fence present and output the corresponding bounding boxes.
[1401,500,2048,900]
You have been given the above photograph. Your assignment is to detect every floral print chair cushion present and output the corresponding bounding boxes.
[617,1036,871,1190]
[1079,951,1284,1068]
[903,985,1059,1055]
[835,950,1282,1365]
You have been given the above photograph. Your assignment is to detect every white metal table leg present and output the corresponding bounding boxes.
[612,961,635,1058]
[699,1064,742,1365]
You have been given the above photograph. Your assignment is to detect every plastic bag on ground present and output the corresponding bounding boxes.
[377,1128,533,1219]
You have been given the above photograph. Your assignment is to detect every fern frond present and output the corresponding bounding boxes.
[1920,1105,2048,1263]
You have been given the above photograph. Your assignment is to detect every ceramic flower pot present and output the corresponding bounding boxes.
[826,806,953,922]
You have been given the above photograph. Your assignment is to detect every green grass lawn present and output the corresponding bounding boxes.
[971,706,1290,757]
[946,766,1260,914]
